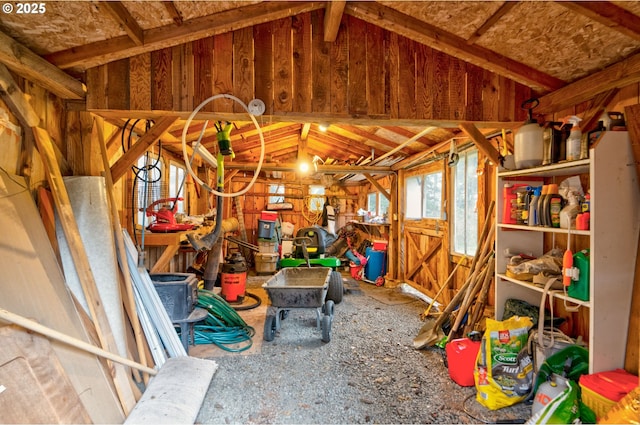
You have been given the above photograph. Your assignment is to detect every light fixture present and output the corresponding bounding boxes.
[299,160,310,173]
[318,123,329,132]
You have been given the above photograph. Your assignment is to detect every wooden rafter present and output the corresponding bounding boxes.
[558,1,640,41]
[301,123,311,141]
[344,1,565,91]
[458,123,500,165]
[363,173,390,200]
[0,63,40,127]
[0,31,85,99]
[163,1,183,26]
[466,1,519,45]
[537,52,640,114]
[110,116,179,182]
[324,1,346,42]
[98,1,144,46]
[45,2,325,70]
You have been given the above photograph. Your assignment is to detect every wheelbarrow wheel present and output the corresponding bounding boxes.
[263,314,277,342]
[326,271,343,304]
[323,300,335,317]
[321,315,331,343]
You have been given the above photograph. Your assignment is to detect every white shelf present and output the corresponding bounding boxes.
[496,273,591,308]
[494,132,639,374]
[497,223,590,236]
[498,159,590,178]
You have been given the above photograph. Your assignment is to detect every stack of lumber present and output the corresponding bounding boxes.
[0,113,217,423]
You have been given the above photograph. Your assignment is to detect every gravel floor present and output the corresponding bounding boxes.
[195,273,531,424]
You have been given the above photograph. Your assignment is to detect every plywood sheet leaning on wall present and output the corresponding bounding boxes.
[55,176,128,358]
[0,325,92,424]
[0,172,125,423]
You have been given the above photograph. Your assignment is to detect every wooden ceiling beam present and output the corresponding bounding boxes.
[110,116,178,182]
[466,2,519,45]
[344,1,565,92]
[363,173,390,200]
[458,122,500,165]
[98,1,144,46]
[163,1,184,26]
[0,63,40,127]
[337,125,420,155]
[0,30,85,99]
[324,1,346,42]
[225,162,393,173]
[301,123,311,141]
[537,52,640,113]
[46,2,325,70]
[558,1,640,41]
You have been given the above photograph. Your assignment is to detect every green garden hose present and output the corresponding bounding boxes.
[194,289,255,352]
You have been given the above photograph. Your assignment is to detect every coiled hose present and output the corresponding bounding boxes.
[193,289,255,352]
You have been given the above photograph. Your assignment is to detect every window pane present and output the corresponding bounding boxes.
[465,151,479,255]
[379,194,389,217]
[423,172,442,219]
[367,193,377,214]
[405,176,422,219]
[452,150,479,256]
[309,185,325,212]
[169,164,185,213]
[268,184,285,204]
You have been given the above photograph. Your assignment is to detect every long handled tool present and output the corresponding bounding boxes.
[0,307,157,376]
[421,255,467,320]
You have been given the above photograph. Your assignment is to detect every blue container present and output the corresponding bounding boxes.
[365,247,386,281]
[258,219,275,239]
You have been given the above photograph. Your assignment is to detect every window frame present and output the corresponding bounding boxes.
[450,148,479,257]
[404,167,444,221]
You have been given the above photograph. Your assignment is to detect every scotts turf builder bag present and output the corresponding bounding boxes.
[474,316,534,410]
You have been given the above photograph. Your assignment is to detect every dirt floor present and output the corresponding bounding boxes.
[191,272,531,424]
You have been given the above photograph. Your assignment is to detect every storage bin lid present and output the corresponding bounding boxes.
[579,369,638,402]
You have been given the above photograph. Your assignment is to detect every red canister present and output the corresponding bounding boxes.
[445,337,481,387]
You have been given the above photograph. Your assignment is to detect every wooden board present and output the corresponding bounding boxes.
[0,326,92,424]
[0,173,124,423]
[123,357,218,424]
[292,12,312,114]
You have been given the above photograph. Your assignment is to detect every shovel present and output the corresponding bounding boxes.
[413,275,474,349]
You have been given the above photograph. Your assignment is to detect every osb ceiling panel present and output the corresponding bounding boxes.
[477,2,639,83]
[123,2,175,29]
[380,1,502,40]
[0,2,124,55]
[173,0,261,21]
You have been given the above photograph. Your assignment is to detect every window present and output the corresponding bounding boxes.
[405,171,443,219]
[452,149,478,256]
[367,192,390,219]
[308,185,325,212]
[169,162,186,213]
[268,184,285,204]
[135,154,164,228]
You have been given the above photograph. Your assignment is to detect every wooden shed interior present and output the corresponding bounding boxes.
[1,1,640,422]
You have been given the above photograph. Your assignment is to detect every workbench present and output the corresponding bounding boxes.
[136,231,194,273]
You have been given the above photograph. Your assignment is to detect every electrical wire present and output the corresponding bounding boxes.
[193,289,255,352]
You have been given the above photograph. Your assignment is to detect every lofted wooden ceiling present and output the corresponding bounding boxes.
[2,1,640,181]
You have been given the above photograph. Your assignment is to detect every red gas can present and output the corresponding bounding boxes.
[445,337,481,387]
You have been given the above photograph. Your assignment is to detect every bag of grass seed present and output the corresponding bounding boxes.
[474,316,534,410]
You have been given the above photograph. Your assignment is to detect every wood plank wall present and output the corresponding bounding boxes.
[86,12,531,123]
